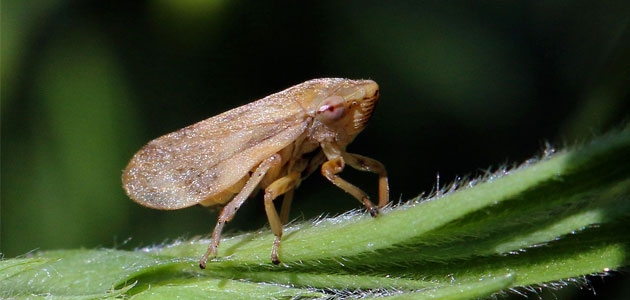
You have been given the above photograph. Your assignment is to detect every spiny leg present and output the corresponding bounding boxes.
[199,154,281,269]
[321,157,379,217]
[343,153,389,208]
[264,172,299,264]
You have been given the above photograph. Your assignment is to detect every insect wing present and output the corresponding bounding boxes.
[123,96,308,210]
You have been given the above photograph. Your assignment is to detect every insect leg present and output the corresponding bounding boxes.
[264,172,300,264]
[303,150,326,179]
[279,189,294,225]
[279,156,310,224]
[321,157,380,217]
[343,153,390,208]
[199,154,281,269]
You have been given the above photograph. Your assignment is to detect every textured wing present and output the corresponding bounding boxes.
[122,95,309,210]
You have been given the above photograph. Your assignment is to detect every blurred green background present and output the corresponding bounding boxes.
[2,1,629,298]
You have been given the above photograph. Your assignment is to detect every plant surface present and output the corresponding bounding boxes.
[2,126,629,299]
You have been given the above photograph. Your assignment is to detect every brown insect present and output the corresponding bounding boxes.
[122,78,389,268]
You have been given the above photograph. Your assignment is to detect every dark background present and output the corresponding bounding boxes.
[2,1,629,298]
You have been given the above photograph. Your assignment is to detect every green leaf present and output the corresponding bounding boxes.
[2,126,629,299]
[375,274,515,300]
[0,249,177,298]
[129,277,323,300]
[0,258,51,281]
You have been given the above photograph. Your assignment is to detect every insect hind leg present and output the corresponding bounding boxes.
[264,172,299,264]
[199,154,281,269]
[279,189,294,225]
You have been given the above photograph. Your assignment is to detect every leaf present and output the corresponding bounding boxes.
[375,274,515,300]
[0,249,177,298]
[129,277,323,300]
[0,257,51,281]
[2,126,629,299]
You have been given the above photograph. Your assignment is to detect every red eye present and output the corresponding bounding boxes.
[317,96,346,122]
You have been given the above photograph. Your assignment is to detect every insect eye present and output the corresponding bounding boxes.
[317,96,346,122]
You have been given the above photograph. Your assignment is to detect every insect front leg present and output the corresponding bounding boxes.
[199,154,281,269]
[264,172,300,264]
[320,157,380,217]
[343,153,389,208]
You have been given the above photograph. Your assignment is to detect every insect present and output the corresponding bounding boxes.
[122,78,389,268]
